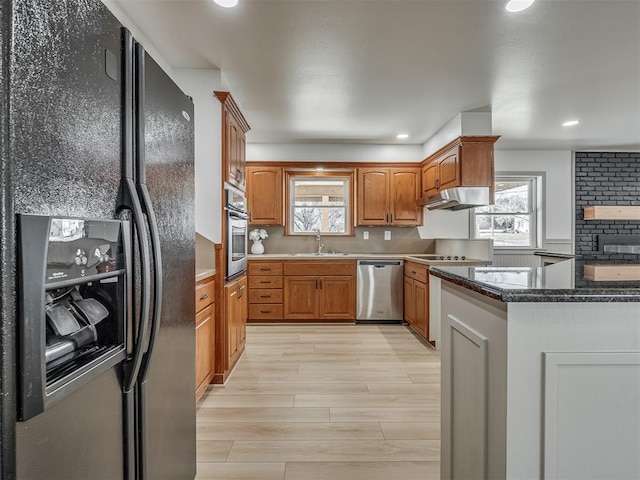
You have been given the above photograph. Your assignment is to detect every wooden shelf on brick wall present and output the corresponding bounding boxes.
[584,264,640,281]
[584,206,640,220]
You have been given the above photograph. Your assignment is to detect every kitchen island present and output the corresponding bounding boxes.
[429,260,640,480]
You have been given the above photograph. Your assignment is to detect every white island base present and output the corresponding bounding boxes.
[440,281,640,480]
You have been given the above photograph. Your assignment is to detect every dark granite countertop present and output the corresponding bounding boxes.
[533,251,581,259]
[430,259,640,302]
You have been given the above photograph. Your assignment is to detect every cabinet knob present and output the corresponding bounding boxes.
[199,293,209,300]
[260,295,271,298]
[260,280,271,284]
[260,310,271,314]
[260,268,271,271]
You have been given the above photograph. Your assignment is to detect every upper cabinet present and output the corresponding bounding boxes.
[215,91,251,191]
[420,136,499,200]
[246,166,283,225]
[357,167,422,226]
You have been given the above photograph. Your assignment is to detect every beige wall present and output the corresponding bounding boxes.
[255,226,435,255]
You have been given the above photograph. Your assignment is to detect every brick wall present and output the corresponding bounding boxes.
[575,152,640,260]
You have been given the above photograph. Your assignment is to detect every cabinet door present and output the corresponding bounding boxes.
[195,304,214,400]
[421,160,439,197]
[225,282,239,363]
[357,168,390,225]
[413,280,428,338]
[246,167,283,225]
[230,117,240,186]
[320,276,355,320]
[438,147,460,191]
[238,277,247,346]
[237,130,246,188]
[404,276,415,325]
[225,112,242,188]
[284,276,319,319]
[389,168,422,226]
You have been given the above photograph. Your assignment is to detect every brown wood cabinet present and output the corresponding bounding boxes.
[246,166,283,225]
[215,91,250,191]
[248,260,284,322]
[283,276,319,319]
[195,277,215,401]
[420,136,499,200]
[404,261,429,340]
[283,261,356,321]
[222,274,247,379]
[357,167,422,226]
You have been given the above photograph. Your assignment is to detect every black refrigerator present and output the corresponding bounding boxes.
[0,0,196,478]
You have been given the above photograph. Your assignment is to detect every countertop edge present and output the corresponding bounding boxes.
[247,253,489,266]
[533,251,580,259]
[429,266,640,303]
[196,268,216,282]
[429,267,504,301]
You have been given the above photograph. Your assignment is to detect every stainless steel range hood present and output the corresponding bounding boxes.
[418,186,491,211]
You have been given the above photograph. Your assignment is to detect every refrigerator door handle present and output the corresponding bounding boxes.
[132,42,163,385]
[136,184,162,384]
[119,178,153,393]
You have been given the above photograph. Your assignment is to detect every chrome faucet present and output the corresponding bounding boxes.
[316,229,324,254]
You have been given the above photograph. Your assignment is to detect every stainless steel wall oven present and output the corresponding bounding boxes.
[225,186,248,279]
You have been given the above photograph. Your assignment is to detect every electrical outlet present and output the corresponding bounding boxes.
[384,231,391,240]
[363,231,369,240]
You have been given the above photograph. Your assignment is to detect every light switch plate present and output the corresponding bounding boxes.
[363,231,369,240]
[384,231,391,240]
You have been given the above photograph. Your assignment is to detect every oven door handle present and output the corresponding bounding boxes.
[227,209,249,220]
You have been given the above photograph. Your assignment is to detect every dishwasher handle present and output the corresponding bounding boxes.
[357,260,403,267]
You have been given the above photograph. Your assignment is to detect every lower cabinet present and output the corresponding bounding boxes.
[195,277,215,401]
[283,261,356,321]
[248,260,284,322]
[283,276,319,319]
[218,274,247,382]
[404,261,429,340]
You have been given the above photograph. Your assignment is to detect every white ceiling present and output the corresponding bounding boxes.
[112,0,640,151]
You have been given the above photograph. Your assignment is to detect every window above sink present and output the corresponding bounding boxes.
[285,171,354,236]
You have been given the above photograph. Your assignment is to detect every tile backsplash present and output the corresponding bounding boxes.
[575,152,640,260]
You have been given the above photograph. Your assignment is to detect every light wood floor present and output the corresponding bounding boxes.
[196,324,441,480]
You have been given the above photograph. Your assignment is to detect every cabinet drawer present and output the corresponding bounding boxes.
[249,304,284,320]
[248,261,283,276]
[404,261,428,283]
[249,288,283,304]
[284,261,355,276]
[195,279,215,313]
[248,276,283,289]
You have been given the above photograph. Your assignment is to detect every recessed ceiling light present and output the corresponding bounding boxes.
[316,167,324,171]
[214,0,238,7]
[396,133,409,139]
[562,120,580,127]
[505,0,535,12]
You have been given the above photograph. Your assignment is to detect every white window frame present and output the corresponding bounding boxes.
[285,171,354,236]
[470,174,544,250]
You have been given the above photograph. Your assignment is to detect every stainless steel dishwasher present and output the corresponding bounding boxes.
[356,259,404,323]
